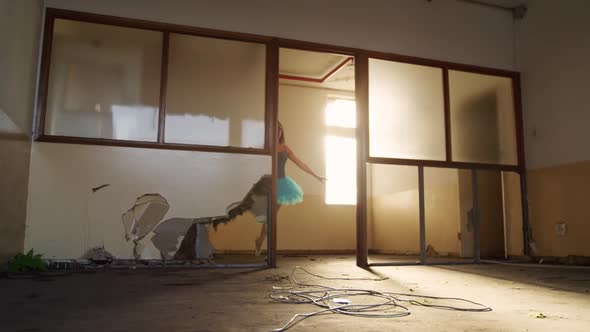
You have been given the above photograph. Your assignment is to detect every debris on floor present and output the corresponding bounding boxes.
[82,246,115,265]
[530,312,547,319]
[426,245,441,258]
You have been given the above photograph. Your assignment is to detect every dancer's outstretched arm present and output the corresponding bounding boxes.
[284,145,326,183]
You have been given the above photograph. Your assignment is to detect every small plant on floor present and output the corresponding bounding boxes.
[7,249,47,273]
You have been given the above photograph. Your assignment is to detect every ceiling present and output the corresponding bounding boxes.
[279,48,355,91]
[277,0,527,92]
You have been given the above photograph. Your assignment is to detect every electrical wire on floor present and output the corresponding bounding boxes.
[270,266,491,332]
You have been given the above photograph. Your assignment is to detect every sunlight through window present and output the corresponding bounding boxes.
[325,98,357,205]
[325,99,356,128]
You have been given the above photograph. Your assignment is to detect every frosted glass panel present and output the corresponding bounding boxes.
[165,33,266,148]
[45,19,162,141]
[476,170,505,258]
[424,168,471,262]
[501,171,523,257]
[449,71,517,165]
[367,164,420,264]
[369,59,446,160]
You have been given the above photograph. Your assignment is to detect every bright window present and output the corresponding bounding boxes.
[325,99,356,128]
[324,98,357,205]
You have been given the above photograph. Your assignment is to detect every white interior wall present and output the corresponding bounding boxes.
[0,0,42,261]
[519,0,590,169]
[25,143,270,259]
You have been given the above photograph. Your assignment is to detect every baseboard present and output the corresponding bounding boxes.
[214,249,355,255]
[531,255,590,266]
[368,249,462,258]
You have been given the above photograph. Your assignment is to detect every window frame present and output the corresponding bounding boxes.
[35,8,274,155]
[35,8,529,268]
[362,52,524,173]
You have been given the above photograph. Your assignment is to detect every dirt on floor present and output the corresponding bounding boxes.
[1,255,589,332]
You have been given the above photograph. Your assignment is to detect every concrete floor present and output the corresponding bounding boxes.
[1,255,589,332]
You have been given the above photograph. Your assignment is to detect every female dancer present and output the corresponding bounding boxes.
[255,122,326,255]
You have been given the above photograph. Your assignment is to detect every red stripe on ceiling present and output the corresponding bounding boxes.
[279,57,353,83]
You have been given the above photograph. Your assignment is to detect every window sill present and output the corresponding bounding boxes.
[35,135,270,156]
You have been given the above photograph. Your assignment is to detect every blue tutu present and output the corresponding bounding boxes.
[277,176,304,205]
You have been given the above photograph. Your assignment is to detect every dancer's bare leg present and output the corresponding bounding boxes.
[255,224,267,256]
[255,205,279,256]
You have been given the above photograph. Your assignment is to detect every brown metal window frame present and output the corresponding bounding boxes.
[35,8,274,156]
[356,52,526,267]
[362,51,524,173]
[35,8,528,268]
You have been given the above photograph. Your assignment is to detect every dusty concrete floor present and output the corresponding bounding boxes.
[1,255,589,332]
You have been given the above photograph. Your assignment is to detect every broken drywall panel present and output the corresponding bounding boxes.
[113,175,272,261]
[173,223,215,261]
[122,193,170,242]
[25,142,272,259]
[151,217,195,260]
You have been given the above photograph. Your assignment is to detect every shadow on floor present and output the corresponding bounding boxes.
[434,263,590,294]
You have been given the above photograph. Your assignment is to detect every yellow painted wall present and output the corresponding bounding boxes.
[527,161,590,257]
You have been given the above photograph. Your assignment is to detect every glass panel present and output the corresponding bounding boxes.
[476,169,506,258]
[165,33,266,148]
[46,19,162,141]
[368,59,446,160]
[449,71,517,165]
[425,167,474,263]
[501,171,523,257]
[367,164,421,264]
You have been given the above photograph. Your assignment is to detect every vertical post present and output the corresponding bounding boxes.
[520,170,530,256]
[418,166,426,264]
[512,73,530,257]
[266,40,279,268]
[157,31,169,144]
[355,53,369,267]
[512,73,526,172]
[442,68,452,162]
[266,193,272,262]
[500,172,509,259]
[471,169,481,263]
[35,10,55,139]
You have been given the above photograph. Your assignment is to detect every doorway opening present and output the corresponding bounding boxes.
[272,47,356,255]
